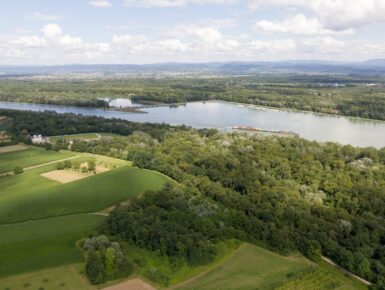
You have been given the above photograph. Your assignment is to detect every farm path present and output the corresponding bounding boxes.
[0,155,80,177]
[23,155,81,171]
[0,212,109,227]
[168,243,247,290]
[321,256,371,286]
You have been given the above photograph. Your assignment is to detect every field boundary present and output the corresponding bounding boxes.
[168,243,247,290]
[321,256,371,286]
[0,212,108,227]
[0,155,80,177]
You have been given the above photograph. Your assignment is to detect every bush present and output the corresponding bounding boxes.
[85,251,105,284]
[13,166,24,175]
[56,162,64,170]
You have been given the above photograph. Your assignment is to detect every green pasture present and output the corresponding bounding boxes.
[0,214,105,277]
[0,263,96,290]
[0,146,74,173]
[0,164,169,224]
[174,243,313,290]
[276,259,368,290]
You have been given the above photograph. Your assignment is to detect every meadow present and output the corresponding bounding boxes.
[0,263,95,290]
[0,163,169,224]
[0,146,74,173]
[173,243,313,290]
[0,214,105,277]
[172,243,368,290]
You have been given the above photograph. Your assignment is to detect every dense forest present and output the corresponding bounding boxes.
[1,74,385,120]
[3,109,385,289]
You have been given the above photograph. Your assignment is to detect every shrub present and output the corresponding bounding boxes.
[13,166,24,175]
[85,251,105,284]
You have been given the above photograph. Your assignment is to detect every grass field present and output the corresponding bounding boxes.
[0,214,105,277]
[276,260,368,290]
[49,132,122,142]
[174,243,313,290]
[0,146,74,173]
[0,164,169,224]
[120,240,240,288]
[173,243,368,290]
[0,263,95,290]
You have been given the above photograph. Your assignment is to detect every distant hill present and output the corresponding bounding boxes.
[1,59,385,76]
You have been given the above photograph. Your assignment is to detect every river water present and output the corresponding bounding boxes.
[0,100,384,148]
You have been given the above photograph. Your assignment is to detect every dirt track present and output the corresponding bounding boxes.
[103,278,157,290]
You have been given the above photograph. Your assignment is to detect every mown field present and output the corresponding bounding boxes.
[0,263,95,290]
[173,243,313,290]
[276,260,368,290]
[0,146,74,173]
[0,162,169,224]
[0,146,170,288]
[49,132,121,143]
[173,243,367,290]
[0,214,105,277]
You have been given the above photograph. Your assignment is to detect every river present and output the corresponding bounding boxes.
[0,100,384,148]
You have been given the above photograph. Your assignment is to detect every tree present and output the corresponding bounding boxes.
[88,160,96,173]
[85,251,105,284]
[104,247,116,278]
[13,166,23,175]
[56,162,64,170]
[63,160,72,169]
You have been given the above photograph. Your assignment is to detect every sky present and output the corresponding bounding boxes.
[1,0,385,65]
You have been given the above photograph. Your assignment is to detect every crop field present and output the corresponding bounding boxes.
[0,164,169,224]
[0,146,74,173]
[0,214,105,277]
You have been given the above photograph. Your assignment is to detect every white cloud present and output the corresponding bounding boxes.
[248,0,385,31]
[41,23,62,38]
[301,37,346,53]
[253,14,353,35]
[11,36,46,47]
[123,0,234,8]
[250,39,296,52]
[89,0,112,8]
[27,12,63,21]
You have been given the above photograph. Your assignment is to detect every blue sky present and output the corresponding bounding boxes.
[1,0,385,64]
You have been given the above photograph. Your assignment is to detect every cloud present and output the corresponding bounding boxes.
[11,36,46,48]
[301,37,346,53]
[123,0,234,8]
[89,0,112,8]
[41,23,62,38]
[248,0,385,31]
[1,22,385,64]
[253,14,353,35]
[27,12,63,21]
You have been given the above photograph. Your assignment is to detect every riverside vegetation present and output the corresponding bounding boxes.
[1,74,385,120]
[2,109,384,289]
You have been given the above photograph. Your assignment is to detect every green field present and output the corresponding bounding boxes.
[0,214,105,277]
[49,132,122,142]
[276,261,368,290]
[0,263,95,290]
[173,243,368,290]
[174,244,312,290]
[0,146,74,173]
[0,164,169,224]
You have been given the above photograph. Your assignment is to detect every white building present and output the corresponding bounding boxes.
[31,134,50,144]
